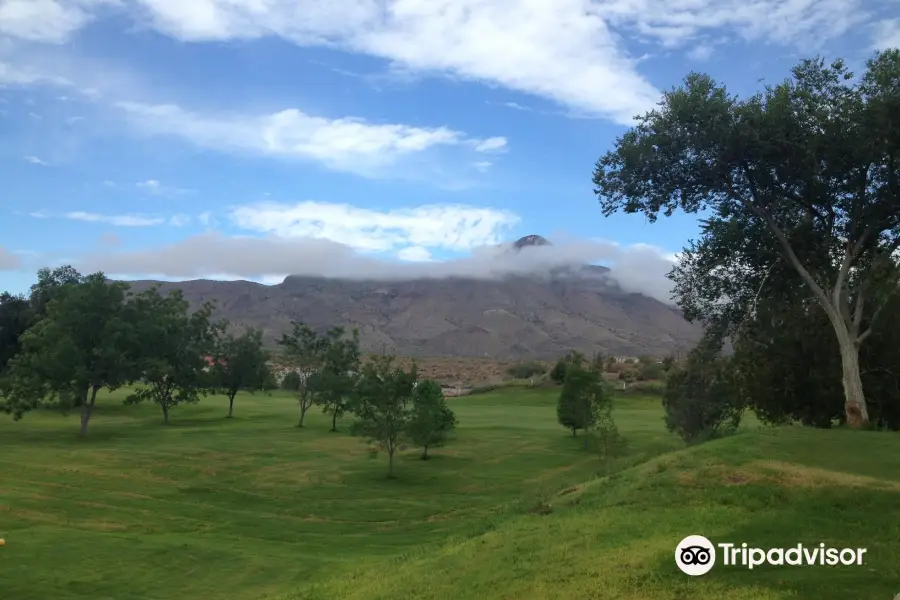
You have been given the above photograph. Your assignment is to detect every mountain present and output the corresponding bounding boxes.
[123,236,703,359]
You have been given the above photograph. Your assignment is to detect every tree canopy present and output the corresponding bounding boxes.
[594,50,900,428]
[211,325,270,418]
[2,273,137,435]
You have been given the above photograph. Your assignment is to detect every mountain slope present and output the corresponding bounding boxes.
[123,236,703,359]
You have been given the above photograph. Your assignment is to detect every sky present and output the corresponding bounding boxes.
[1,0,898,304]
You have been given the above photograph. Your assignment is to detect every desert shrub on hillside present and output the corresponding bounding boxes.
[506,361,546,379]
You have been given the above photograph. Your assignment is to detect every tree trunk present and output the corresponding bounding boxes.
[162,404,169,425]
[227,392,236,418]
[833,323,870,428]
[331,409,337,432]
[572,428,577,436]
[79,385,99,437]
[421,445,429,460]
[298,403,308,428]
[387,449,395,478]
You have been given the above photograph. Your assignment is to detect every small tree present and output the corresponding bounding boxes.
[350,355,417,477]
[591,402,626,461]
[408,379,457,459]
[126,288,215,425]
[211,325,270,418]
[1,273,137,436]
[313,327,360,432]
[277,321,329,428]
[556,358,604,438]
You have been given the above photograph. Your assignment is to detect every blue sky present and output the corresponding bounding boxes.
[1,0,898,301]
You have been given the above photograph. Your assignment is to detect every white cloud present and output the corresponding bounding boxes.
[24,155,48,165]
[873,19,900,49]
[397,246,433,262]
[473,161,492,172]
[0,1,875,126]
[115,101,505,176]
[64,211,165,227]
[168,213,191,227]
[119,0,865,123]
[0,0,117,44]
[136,178,193,196]
[473,137,507,153]
[0,60,72,86]
[74,232,679,302]
[197,211,213,226]
[229,201,520,253]
[64,115,84,124]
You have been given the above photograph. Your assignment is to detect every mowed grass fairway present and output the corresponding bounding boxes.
[2,388,899,600]
[0,388,673,600]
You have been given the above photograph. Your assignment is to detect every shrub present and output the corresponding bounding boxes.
[550,359,568,384]
[506,361,546,380]
[662,341,744,444]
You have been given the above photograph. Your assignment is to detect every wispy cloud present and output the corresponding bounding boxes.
[24,155,48,165]
[114,101,508,178]
[135,179,194,197]
[229,201,520,253]
[873,19,900,49]
[64,211,166,227]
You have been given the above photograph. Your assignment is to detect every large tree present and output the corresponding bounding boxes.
[594,50,900,428]
[211,325,270,418]
[1,273,137,435]
[125,288,216,425]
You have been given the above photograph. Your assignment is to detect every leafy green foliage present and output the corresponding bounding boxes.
[125,288,216,425]
[1,273,137,435]
[549,359,567,384]
[594,50,900,428]
[277,321,324,427]
[0,292,33,376]
[28,265,85,323]
[663,337,744,444]
[408,380,457,459]
[732,268,900,430]
[590,402,626,461]
[556,357,604,437]
[349,355,417,477]
[311,327,360,431]
[211,325,270,417]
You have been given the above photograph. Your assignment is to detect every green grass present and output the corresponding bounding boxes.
[1,387,898,600]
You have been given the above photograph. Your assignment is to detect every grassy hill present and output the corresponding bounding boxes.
[1,388,898,600]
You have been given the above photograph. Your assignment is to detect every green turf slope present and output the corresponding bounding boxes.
[289,427,900,600]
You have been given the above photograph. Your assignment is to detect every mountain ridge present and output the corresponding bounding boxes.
[122,236,701,359]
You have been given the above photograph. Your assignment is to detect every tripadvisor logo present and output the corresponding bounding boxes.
[675,535,868,576]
